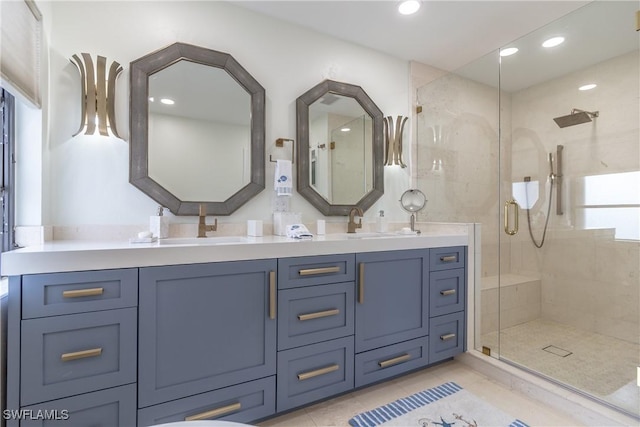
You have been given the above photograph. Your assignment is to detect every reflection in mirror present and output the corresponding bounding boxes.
[130,42,265,216]
[308,95,372,205]
[297,80,383,216]
[148,60,251,201]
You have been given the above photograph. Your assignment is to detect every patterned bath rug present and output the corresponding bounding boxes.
[348,382,529,427]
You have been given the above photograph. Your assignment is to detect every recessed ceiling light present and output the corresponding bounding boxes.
[579,84,597,91]
[341,127,351,132]
[148,97,154,102]
[160,98,175,105]
[500,47,518,57]
[398,0,420,15]
[542,36,565,48]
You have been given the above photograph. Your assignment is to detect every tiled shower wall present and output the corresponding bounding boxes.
[415,50,639,344]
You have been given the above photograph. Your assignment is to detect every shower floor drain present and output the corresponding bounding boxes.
[543,345,572,357]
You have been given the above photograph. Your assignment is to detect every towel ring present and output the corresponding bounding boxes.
[269,138,295,163]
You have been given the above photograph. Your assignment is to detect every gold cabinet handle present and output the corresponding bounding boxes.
[440,333,456,341]
[358,263,365,304]
[269,271,276,320]
[440,289,456,296]
[185,402,242,421]
[504,199,520,236]
[297,364,339,381]
[440,255,457,262]
[378,353,411,368]
[62,287,104,298]
[61,347,102,362]
[298,308,340,321]
[298,266,341,276]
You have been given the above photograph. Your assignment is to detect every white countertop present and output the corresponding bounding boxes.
[1,227,470,276]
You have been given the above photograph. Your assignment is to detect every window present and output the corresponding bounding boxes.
[574,171,640,240]
[0,88,16,272]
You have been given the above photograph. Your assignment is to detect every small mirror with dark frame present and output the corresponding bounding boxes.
[296,80,384,216]
[130,42,265,215]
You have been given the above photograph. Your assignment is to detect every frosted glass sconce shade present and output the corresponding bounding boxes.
[70,53,122,137]
[383,115,407,167]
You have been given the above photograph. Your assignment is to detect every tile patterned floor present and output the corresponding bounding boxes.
[481,319,640,415]
[258,359,585,426]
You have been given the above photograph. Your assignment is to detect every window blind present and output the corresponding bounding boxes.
[1,0,42,107]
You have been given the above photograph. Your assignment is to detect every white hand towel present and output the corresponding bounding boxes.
[275,159,293,196]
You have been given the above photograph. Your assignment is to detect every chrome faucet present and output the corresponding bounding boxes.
[347,207,364,233]
[197,204,218,238]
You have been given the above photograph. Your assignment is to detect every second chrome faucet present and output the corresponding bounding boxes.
[198,204,218,237]
[347,207,364,233]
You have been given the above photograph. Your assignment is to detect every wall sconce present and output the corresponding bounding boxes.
[70,53,122,138]
[383,115,407,167]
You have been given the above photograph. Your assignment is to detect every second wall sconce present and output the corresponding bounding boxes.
[384,115,407,168]
[70,53,122,138]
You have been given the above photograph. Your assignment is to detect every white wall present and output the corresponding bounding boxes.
[33,1,410,229]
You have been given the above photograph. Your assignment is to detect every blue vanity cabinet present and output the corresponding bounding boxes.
[138,259,277,420]
[353,249,431,387]
[428,246,467,363]
[7,269,138,427]
[276,254,355,412]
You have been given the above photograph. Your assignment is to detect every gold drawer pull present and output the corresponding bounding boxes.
[358,263,365,304]
[185,402,242,421]
[62,287,104,298]
[378,353,411,368]
[440,255,457,262]
[61,347,102,362]
[269,271,276,320]
[440,333,456,341]
[298,308,340,321]
[440,289,456,296]
[297,364,339,381]
[299,266,341,276]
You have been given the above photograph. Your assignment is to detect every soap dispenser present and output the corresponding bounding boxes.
[150,206,169,239]
[376,210,388,233]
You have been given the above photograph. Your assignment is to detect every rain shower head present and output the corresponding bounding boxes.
[553,109,599,128]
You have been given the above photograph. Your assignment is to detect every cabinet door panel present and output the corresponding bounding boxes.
[138,260,277,407]
[355,250,429,353]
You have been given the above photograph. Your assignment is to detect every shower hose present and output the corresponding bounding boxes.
[526,176,554,248]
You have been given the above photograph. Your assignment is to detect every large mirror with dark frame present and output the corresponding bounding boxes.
[296,80,384,216]
[130,42,265,215]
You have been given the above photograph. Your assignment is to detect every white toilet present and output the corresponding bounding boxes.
[151,421,254,427]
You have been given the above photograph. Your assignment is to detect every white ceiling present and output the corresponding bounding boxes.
[232,0,591,71]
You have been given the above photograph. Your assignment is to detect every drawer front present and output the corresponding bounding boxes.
[20,384,136,427]
[355,336,429,388]
[430,247,465,271]
[22,269,138,319]
[429,311,465,364]
[278,282,354,350]
[137,376,275,426]
[429,268,465,317]
[277,336,354,412]
[278,254,355,289]
[21,308,137,405]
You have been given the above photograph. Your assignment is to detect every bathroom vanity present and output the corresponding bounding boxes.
[3,231,468,426]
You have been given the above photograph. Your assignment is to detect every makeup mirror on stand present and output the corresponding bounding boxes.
[400,189,427,234]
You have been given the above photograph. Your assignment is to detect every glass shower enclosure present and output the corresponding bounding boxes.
[416,1,639,418]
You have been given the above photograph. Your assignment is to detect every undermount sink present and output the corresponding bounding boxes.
[158,236,248,246]
[343,232,401,239]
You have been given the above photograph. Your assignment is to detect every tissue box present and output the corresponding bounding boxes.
[273,212,301,236]
[247,220,263,237]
